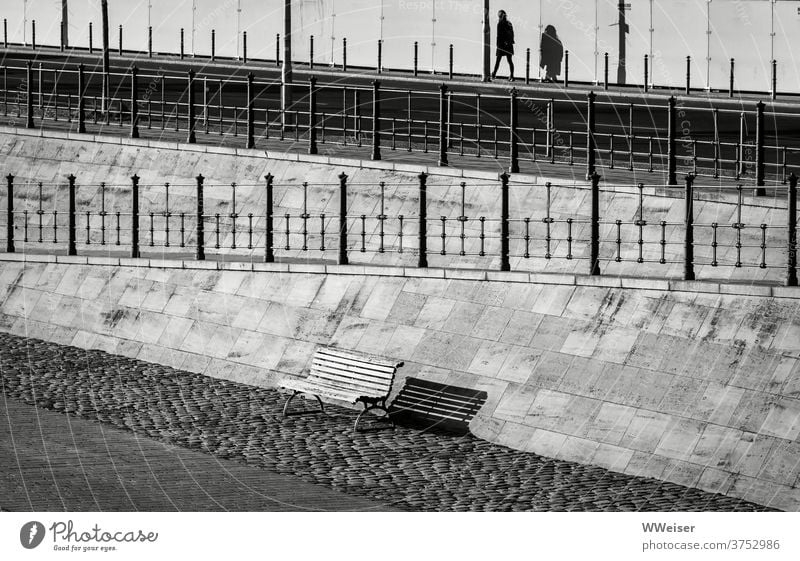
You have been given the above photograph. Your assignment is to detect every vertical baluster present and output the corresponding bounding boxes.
[338,173,348,265]
[457,182,466,256]
[230,182,237,249]
[319,213,325,251]
[566,218,574,260]
[265,174,274,262]
[614,220,622,262]
[523,218,530,258]
[635,183,647,264]
[543,182,553,259]
[479,217,486,257]
[660,221,667,264]
[733,185,744,267]
[67,174,76,256]
[85,211,90,244]
[195,174,204,260]
[248,213,253,250]
[214,214,220,249]
[284,214,290,250]
[760,224,767,269]
[300,181,309,251]
[785,173,797,286]
[164,182,170,247]
[361,215,367,252]
[500,173,510,271]
[180,213,185,248]
[149,212,154,246]
[711,223,718,266]
[378,182,386,253]
[398,215,404,254]
[440,217,447,255]
[5,174,13,252]
[37,182,43,243]
[115,212,120,245]
[418,173,427,267]
[590,172,601,275]
[684,174,695,280]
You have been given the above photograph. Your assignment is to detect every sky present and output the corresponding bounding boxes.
[1,1,799,92]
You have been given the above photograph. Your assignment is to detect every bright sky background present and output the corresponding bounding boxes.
[1,1,799,92]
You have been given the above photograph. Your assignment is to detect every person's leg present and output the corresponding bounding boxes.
[491,55,502,79]
[507,55,515,80]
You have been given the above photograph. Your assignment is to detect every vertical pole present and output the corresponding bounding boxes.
[130,66,139,138]
[281,0,292,131]
[67,174,76,256]
[509,88,519,173]
[246,72,254,148]
[414,41,419,76]
[77,63,86,133]
[243,31,247,63]
[372,80,381,161]
[564,50,569,87]
[211,29,215,61]
[308,76,318,155]
[590,172,601,275]
[787,173,798,287]
[604,52,609,90]
[586,91,596,179]
[418,172,428,268]
[438,84,448,167]
[25,61,33,129]
[148,26,152,57]
[5,174,14,253]
[771,59,777,100]
[685,55,691,95]
[180,28,185,59]
[118,24,122,55]
[3,19,6,48]
[667,96,677,185]
[89,22,93,53]
[482,0,490,82]
[343,38,347,71]
[32,20,36,50]
[338,173,348,265]
[378,40,383,74]
[644,54,649,92]
[130,174,139,258]
[310,35,314,69]
[187,70,196,143]
[276,33,281,66]
[684,173,695,281]
[449,44,454,80]
[756,100,765,195]
[196,174,205,260]
[729,58,734,97]
[62,0,69,48]
[500,173,510,271]
[265,174,274,262]
[526,48,531,85]
[60,21,65,51]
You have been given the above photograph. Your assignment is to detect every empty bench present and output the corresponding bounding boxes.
[280,347,404,432]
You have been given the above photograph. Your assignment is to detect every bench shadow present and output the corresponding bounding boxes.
[388,377,488,436]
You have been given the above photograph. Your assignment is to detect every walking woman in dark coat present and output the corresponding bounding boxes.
[540,25,563,82]
[491,10,515,81]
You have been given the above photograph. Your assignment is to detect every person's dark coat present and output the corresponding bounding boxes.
[540,27,563,76]
[496,19,514,56]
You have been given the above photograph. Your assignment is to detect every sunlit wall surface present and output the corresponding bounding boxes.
[2,1,798,93]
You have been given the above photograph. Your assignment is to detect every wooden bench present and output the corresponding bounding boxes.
[280,347,404,432]
[388,377,488,435]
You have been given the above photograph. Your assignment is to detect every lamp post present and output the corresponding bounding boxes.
[482,0,490,82]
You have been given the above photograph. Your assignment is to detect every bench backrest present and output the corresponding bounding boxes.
[388,377,488,434]
[308,347,401,399]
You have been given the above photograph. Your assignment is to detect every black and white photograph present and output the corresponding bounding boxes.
[0,1,799,558]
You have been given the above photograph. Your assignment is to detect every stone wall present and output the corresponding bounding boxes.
[0,256,798,510]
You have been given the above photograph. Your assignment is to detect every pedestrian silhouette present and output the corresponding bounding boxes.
[491,10,515,81]
[540,25,563,82]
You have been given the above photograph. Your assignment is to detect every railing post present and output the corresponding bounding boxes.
[509,87,519,173]
[130,174,139,258]
[378,39,383,74]
[60,21,65,52]
[586,91,596,179]
[343,38,347,71]
[32,20,36,50]
[604,52,609,90]
[771,59,777,100]
[685,55,691,95]
[5,174,14,253]
[449,44,454,80]
[276,33,280,67]
[564,50,569,87]
[246,72,255,148]
[148,26,152,57]
[196,174,205,260]
[89,22,93,53]
[525,48,531,84]
[130,65,139,139]
[414,41,419,76]
[77,63,86,133]
[338,173,349,265]
[418,172,428,268]
[667,96,677,185]
[118,24,122,55]
[211,29,216,61]
[372,80,381,161]
[755,100,765,195]
[684,173,695,281]
[3,19,6,48]
[243,31,247,64]
[310,35,314,69]
[308,76,318,155]
[643,54,649,92]
[729,58,735,98]
[265,174,274,263]
[67,174,77,255]
[187,70,196,143]
[180,28,184,60]
[438,84,448,167]
[787,173,798,287]
[500,173,510,271]
[590,172,600,275]
[26,61,33,129]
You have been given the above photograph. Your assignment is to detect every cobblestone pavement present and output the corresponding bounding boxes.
[0,332,773,512]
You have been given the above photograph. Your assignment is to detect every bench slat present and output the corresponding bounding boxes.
[282,380,374,403]
[293,376,388,397]
[313,354,396,377]
[317,347,400,370]
[310,363,394,387]
[308,373,389,395]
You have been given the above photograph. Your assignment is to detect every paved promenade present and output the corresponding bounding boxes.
[0,332,773,512]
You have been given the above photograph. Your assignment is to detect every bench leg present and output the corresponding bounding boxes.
[282,391,325,418]
[354,400,394,432]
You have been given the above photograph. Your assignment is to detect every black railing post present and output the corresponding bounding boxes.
[180,28,184,60]
[243,31,247,63]
[525,48,531,84]
[372,80,381,161]
[77,63,86,133]
[130,174,139,258]
[211,29,216,61]
[438,84,448,167]
[67,174,77,255]
[60,21,65,52]
[88,22,93,53]
[195,174,205,260]
[414,41,419,76]
[509,87,519,173]
[343,38,347,71]
[586,91,596,179]
[3,19,6,48]
[449,44,454,80]
[604,52,609,90]
[755,100,765,195]
[564,50,569,87]
[5,174,14,253]
[118,24,122,55]
[685,55,691,95]
[418,172,428,268]
[130,65,139,139]
[310,35,314,69]
[276,33,280,66]
[667,96,677,185]
[684,173,695,281]
[265,174,274,262]
[729,58,735,98]
[643,54,649,92]
[500,173,510,271]
[772,59,777,100]
[32,20,36,49]
[590,172,600,275]
[787,173,798,287]
[378,39,383,74]
[308,76,318,155]
[338,173,349,265]
[148,26,152,57]
[25,61,33,129]
[187,70,196,143]
[246,72,255,148]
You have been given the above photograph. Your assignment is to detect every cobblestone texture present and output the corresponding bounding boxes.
[0,333,774,512]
